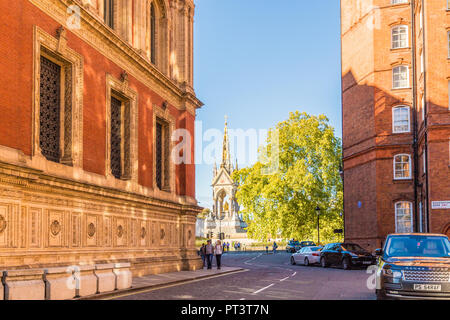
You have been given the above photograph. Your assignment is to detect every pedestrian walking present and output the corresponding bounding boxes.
[226,242,230,252]
[199,243,206,268]
[205,240,214,269]
[215,240,223,270]
[273,241,278,254]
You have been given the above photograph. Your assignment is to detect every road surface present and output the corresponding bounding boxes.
[111,252,376,300]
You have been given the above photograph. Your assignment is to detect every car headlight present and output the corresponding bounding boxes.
[382,266,402,279]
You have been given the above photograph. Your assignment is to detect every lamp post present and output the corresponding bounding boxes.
[315,206,321,245]
[218,212,225,240]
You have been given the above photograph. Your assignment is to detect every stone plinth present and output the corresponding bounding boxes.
[44,267,76,300]
[95,264,116,293]
[113,263,132,290]
[75,265,97,297]
[4,269,45,300]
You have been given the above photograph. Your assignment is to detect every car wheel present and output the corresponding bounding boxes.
[320,257,328,268]
[342,257,351,270]
[290,256,296,265]
[304,257,309,266]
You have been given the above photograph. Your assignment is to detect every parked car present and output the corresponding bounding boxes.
[291,246,322,266]
[320,242,375,269]
[375,233,450,300]
[299,241,316,248]
[286,240,301,253]
[286,240,316,253]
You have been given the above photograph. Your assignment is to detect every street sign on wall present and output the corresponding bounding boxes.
[431,201,450,210]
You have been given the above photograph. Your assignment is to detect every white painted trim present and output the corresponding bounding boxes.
[393,154,412,180]
[392,105,411,134]
[391,25,409,49]
[395,201,413,233]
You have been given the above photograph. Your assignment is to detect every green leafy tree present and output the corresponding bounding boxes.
[198,208,211,219]
[232,112,343,243]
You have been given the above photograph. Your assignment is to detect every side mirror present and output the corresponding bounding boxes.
[375,248,383,256]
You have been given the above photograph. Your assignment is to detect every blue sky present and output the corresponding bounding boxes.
[193,0,342,208]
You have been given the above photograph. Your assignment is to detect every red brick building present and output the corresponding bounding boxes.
[341,0,450,250]
[0,0,203,275]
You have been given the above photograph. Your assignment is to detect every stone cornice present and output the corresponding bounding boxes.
[29,0,203,114]
[0,159,201,215]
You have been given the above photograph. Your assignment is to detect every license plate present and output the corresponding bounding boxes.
[363,261,372,265]
[414,284,442,292]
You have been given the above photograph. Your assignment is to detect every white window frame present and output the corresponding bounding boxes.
[419,8,423,31]
[391,25,409,49]
[395,201,413,233]
[391,0,408,4]
[448,31,450,59]
[394,154,412,180]
[392,106,411,133]
[393,65,410,89]
[423,149,426,174]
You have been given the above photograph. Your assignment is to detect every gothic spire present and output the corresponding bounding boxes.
[221,115,232,173]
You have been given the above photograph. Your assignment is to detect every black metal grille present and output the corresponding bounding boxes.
[110,96,122,179]
[156,122,163,189]
[39,56,61,163]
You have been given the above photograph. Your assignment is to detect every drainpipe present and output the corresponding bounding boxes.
[411,0,419,233]
[421,0,430,233]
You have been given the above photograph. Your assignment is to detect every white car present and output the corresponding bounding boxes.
[290,246,322,266]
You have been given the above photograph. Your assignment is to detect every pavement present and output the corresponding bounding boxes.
[100,252,376,300]
[82,266,245,300]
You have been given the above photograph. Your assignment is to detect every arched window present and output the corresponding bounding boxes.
[395,202,413,233]
[391,25,408,49]
[394,154,411,180]
[392,106,410,133]
[132,0,168,69]
[104,0,115,29]
[393,65,409,89]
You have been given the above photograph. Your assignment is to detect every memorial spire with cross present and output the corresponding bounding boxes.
[221,115,232,173]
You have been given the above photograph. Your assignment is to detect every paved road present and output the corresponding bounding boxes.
[112,252,376,300]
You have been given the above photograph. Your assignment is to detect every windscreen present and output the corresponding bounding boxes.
[385,235,450,258]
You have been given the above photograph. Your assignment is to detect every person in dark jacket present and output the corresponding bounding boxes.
[205,240,214,269]
[199,244,206,268]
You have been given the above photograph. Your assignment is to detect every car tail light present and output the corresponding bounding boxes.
[312,253,319,256]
